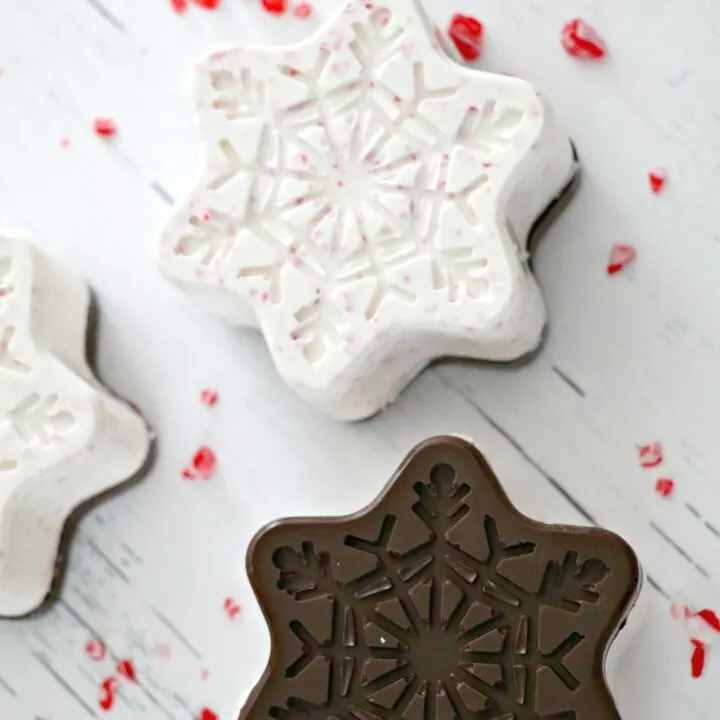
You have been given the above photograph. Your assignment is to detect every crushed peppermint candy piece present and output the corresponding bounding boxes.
[200,388,219,406]
[116,659,138,683]
[294,1,312,18]
[695,609,720,633]
[262,0,287,14]
[85,638,107,661]
[199,709,219,720]
[224,597,241,619]
[192,0,222,8]
[655,478,674,498]
[561,19,606,60]
[691,638,707,678]
[447,14,483,62]
[93,117,118,138]
[182,447,217,480]
[192,446,217,479]
[607,244,637,275]
[648,168,668,194]
[171,0,189,11]
[99,678,119,711]
[639,442,663,468]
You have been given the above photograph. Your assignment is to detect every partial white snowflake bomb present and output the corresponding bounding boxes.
[0,236,150,618]
[159,0,578,420]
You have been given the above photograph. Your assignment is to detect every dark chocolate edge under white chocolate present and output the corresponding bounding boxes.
[507,141,581,367]
[428,142,580,381]
[2,291,156,620]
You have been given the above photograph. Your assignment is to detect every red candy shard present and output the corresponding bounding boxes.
[171,0,189,11]
[262,0,287,14]
[85,637,107,661]
[192,446,217,479]
[199,709,219,720]
[639,442,663,468]
[191,0,222,8]
[117,659,137,683]
[200,388,219,406]
[648,168,667,194]
[695,609,720,633]
[691,638,707,678]
[607,243,637,275]
[99,677,118,711]
[294,1,312,18]
[561,18,606,60]
[93,118,118,138]
[447,14,483,62]
[655,478,674,498]
[224,596,241,619]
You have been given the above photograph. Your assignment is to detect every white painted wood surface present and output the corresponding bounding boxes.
[1,0,719,717]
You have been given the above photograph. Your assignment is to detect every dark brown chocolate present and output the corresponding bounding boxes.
[244,436,640,720]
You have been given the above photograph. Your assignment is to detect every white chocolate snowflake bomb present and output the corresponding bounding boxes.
[159,0,577,420]
[0,236,150,617]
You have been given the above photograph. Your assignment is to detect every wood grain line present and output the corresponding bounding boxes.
[151,607,202,660]
[60,601,176,720]
[84,0,125,33]
[551,365,586,398]
[81,536,131,584]
[437,373,597,525]
[0,675,16,697]
[31,652,98,718]
[437,372,673,598]
[150,181,175,206]
[649,521,695,565]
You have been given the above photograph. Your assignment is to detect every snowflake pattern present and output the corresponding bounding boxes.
[0,252,77,472]
[160,0,556,380]
[245,438,639,720]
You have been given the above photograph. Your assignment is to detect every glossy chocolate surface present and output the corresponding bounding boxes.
[244,436,640,720]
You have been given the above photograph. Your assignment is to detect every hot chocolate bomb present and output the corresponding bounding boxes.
[243,436,640,720]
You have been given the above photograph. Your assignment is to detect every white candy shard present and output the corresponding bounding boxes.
[159,0,576,420]
[0,236,150,617]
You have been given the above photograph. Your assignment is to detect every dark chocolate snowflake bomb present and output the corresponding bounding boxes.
[244,436,640,720]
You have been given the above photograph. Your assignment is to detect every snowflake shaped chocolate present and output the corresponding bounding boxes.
[0,236,150,617]
[159,0,576,419]
[244,437,640,720]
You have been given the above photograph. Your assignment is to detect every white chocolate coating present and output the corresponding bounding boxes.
[159,0,576,420]
[0,236,150,617]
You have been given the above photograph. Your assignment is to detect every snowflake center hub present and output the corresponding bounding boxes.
[329,156,374,207]
[410,628,461,682]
